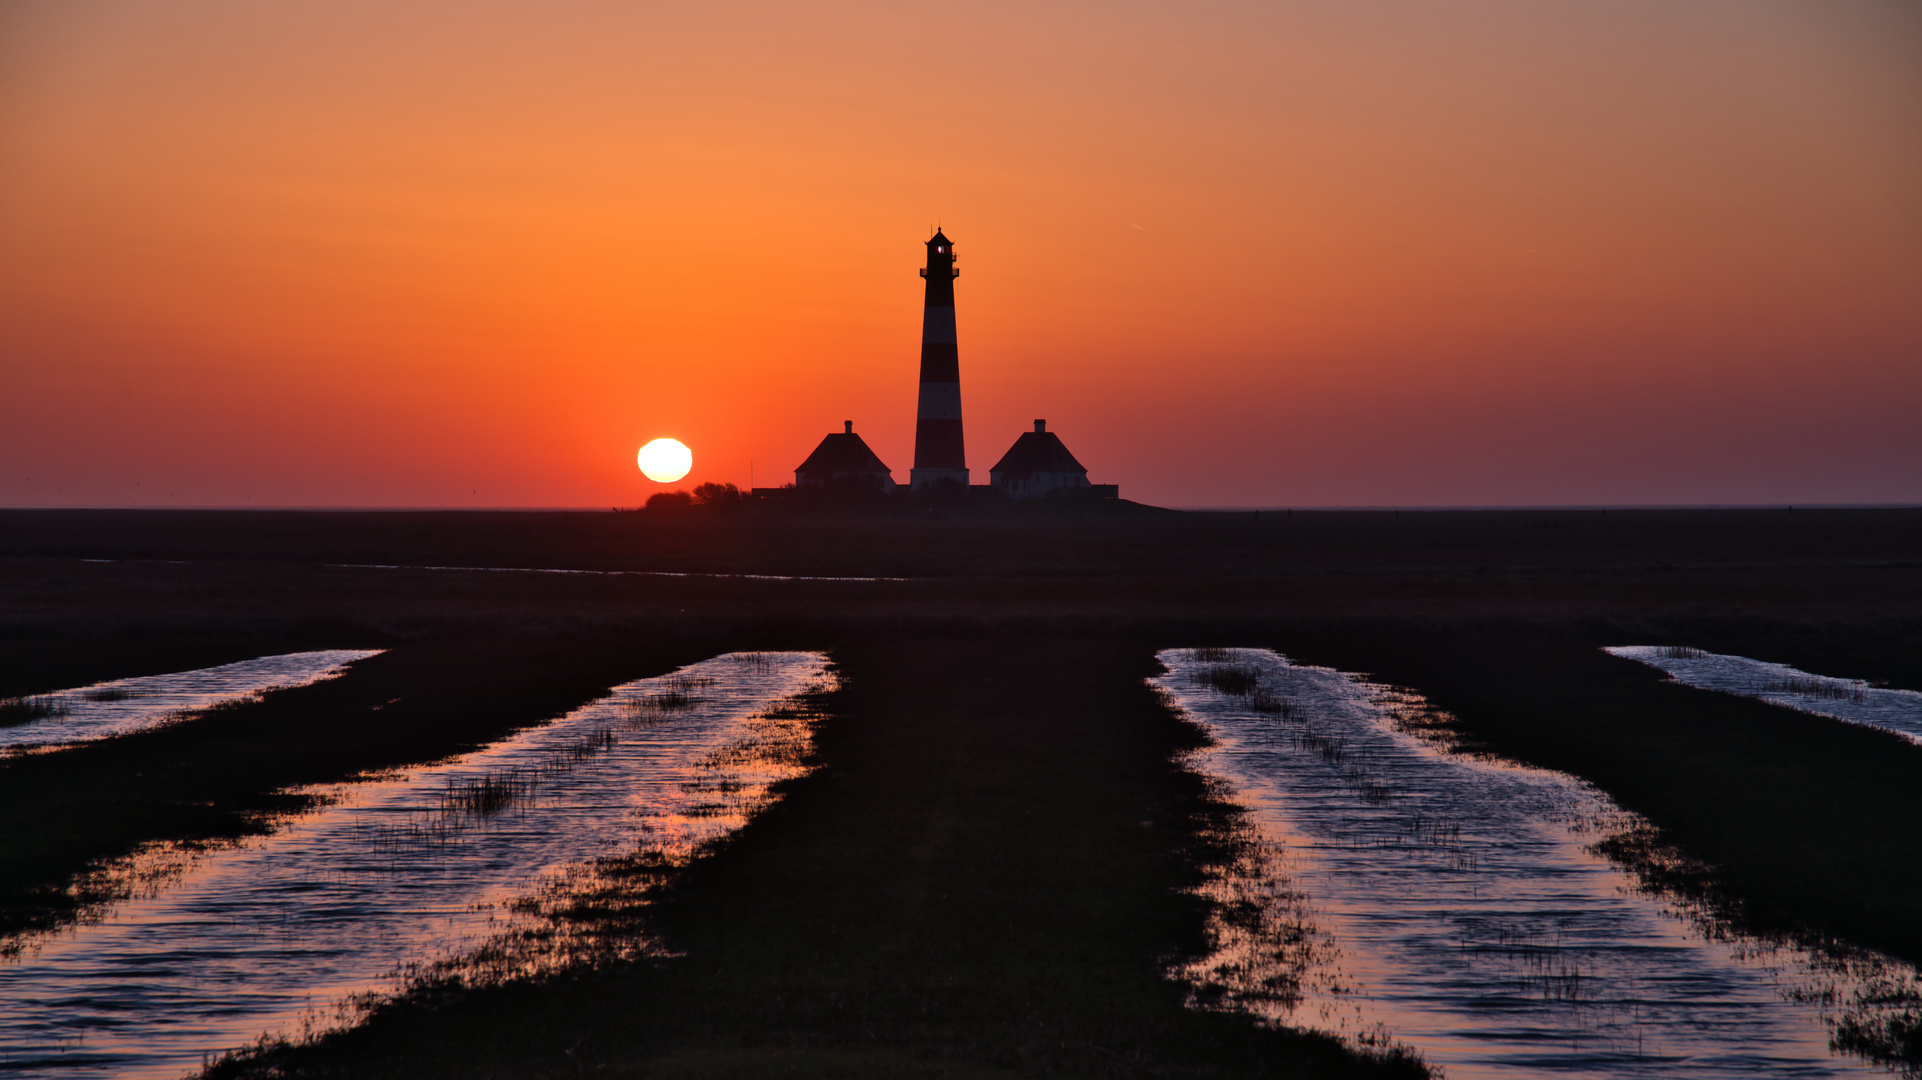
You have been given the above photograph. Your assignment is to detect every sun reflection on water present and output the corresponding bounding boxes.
[1606,646,1922,746]
[1157,648,1920,1078]
[0,651,834,1078]
[0,650,385,754]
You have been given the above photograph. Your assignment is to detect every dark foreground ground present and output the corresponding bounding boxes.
[2,506,1920,1075]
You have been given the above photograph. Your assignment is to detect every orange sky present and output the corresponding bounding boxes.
[3,0,1919,507]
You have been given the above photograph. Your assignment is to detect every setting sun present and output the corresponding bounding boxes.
[636,438,693,484]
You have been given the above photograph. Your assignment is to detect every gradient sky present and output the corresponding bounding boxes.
[4,0,1919,508]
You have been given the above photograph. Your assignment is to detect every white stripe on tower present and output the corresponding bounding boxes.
[917,380,961,420]
[922,304,957,345]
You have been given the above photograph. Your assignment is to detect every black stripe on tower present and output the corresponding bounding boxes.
[918,342,958,383]
[915,418,965,469]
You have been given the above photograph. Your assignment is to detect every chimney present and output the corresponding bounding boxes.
[1034,419,1046,433]
[844,421,853,434]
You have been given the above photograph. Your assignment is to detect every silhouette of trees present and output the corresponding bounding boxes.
[643,490,693,513]
[645,483,744,514]
[691,483,744,508]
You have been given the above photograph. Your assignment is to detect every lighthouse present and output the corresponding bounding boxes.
[909,230,968,492]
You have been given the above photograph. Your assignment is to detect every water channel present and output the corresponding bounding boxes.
[1156,648,1918,1078]
[327,562,909,583]
[1605,647,1922,746]
[1,651,385,755]
[0,651,833,1078]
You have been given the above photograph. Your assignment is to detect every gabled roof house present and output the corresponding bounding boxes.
[795,422,897,493]
[988,420,1114,500]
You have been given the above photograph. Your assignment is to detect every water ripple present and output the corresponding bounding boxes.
[0,651,833,1078]
[1606,646,1922,746]
[1,651,385,755]
[1156,647,1917,1078]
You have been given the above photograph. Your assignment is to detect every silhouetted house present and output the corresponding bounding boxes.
[988,420,1117,500]
[795,422,897,493]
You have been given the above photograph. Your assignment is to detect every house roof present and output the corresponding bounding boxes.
[796,431,893,478]
[989,431,1087,477]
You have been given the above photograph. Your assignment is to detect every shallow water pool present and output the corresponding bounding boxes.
[0,651,832,1078]
[1156,648,1918,1078]
[0,651,385,754]
[1605,646,1922,746]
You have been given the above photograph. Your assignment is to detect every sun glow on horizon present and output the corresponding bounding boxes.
[637,439,693,484]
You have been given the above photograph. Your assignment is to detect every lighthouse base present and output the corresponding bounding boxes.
[908,467,970,493]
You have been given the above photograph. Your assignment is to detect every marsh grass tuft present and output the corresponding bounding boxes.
[1471,924,1588,1002]
[1175,826,1324,1019]
[1831,976,1922,1074]
[1405,813,1462,849]
[1198,664,1263,696]
[1757,676,1872,704]
[557,727,617,763]
[1297,731,1346,765]
[0,695,68,727]
[1247,688,1299,717]
[440,772,536,817]
[623,676,712,722]
[1192,660,1301,717]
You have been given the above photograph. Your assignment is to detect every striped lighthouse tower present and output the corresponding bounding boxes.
[908,230,968,492]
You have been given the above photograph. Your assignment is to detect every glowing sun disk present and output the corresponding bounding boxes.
[637,438,692,483]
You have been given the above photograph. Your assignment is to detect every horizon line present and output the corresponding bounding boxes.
[4,502,1920,513]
